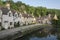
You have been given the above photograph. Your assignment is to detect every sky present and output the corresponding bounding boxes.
[13,0,60,9]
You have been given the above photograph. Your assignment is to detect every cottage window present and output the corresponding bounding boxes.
[4,21,8,23]
[15,14,17,17]
[10,22,12,25]
[0,22,1,26]
[27,17,28,19]
[9,13,11,17]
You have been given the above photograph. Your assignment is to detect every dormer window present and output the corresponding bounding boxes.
[14,14,18,18]
[9,13,11,17]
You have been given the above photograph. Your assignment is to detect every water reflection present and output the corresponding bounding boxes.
[30,35,57,40]
[29,31,57,40]
[15,28,60,40]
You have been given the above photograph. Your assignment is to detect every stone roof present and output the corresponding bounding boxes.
[0,7,10,15]
[21,13,28,18]
[0,7,18,16]
[11,10,16,16]
[21,13,33,18]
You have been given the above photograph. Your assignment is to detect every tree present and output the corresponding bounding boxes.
[1,0,60,17]
[0,0,3,6]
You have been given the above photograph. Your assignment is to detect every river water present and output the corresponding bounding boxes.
[15,27,60,40]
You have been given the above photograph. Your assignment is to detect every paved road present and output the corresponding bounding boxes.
[0,24,52,40]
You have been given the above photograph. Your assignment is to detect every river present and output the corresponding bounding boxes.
[15,27,60,40]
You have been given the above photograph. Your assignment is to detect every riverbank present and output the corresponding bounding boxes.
[0,24,52,40]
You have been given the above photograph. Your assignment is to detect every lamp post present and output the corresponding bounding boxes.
[53,14,58,32]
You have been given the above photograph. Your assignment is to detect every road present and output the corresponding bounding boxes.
[0,24,52,40]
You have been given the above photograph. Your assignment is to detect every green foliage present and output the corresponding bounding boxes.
[0,0,60,17]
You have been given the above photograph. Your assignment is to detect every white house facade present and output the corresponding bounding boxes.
[36,14,52,24]
[0,7,14,29]
[19,13,36,25]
